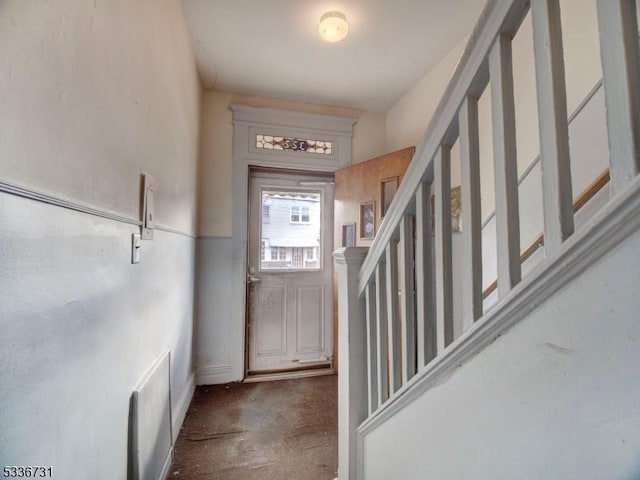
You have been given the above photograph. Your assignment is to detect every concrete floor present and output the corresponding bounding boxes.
[170,374,338,479]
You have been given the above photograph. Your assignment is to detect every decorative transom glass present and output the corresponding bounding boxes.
[256,134,332,155]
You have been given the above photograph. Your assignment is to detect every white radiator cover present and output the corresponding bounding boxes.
[130,351,173,480]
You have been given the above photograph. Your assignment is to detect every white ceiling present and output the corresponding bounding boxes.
[181,1,486,112]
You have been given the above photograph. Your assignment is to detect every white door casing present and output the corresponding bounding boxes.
[230,105,356,381]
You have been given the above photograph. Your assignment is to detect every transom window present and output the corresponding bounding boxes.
[256,134,332,155]
[290,206,310,224]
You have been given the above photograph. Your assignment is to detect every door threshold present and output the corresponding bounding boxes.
[244,367,335,383]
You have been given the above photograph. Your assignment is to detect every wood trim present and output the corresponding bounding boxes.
[482,168,611,299]
[0,179,142,227]
[572,169,611,213]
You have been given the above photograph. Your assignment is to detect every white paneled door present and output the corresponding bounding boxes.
[247,170,334,373]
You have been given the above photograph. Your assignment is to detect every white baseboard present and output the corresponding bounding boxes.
[172,372,195,444]
[159,446,173,480]
[196,364,235,385]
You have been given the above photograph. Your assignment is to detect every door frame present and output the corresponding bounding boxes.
[229,105,356,381]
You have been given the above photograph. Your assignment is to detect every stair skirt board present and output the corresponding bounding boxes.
[128,350,173,480]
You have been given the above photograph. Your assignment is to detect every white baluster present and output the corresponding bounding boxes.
[415,182,436,367]
[596,0,640,192]
[375,263,389,405]
[490,33,521,298]
[399,214,416,382]
[460,95,483,330]
[531,0,574,253]
[385,240,402,392]
[365,281,378,415]
[434,146,454,352]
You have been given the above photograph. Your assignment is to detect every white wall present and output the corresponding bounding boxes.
[363,225,640,480]
[198,91,234,238]
[353,111,387,164]
[0,0,201,477]
[385,38,468,154]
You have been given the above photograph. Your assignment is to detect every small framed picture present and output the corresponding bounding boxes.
[342,223,356,247]
[380,176,399,217]
[360,201,375,239]
[451,185,462,233]
[430,185,463,233]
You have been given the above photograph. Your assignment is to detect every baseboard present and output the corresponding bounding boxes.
[196,364,234,385]
[172,373,195,444]
[159,446,173,480]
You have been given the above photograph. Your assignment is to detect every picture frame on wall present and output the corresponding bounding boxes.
[430,185,463,233]
[341,223,356,247]
[451,185,462,232]
[380,176,399,218]
[360,201,375,239]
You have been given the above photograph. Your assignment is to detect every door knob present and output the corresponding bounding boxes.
[247,274,261,284]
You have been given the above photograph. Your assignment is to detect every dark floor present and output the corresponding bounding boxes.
[170,374,338,480]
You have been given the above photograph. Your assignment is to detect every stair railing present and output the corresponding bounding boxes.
[334,1,640,479]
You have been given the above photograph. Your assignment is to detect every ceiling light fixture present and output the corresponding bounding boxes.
[319,11,349,43]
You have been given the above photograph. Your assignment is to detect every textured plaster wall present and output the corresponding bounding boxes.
[0,0,201,477]
[0,0,200,234]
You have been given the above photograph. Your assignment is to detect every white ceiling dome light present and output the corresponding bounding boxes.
[319,11,349,43]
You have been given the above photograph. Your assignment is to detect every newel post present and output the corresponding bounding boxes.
[334,247,369,480]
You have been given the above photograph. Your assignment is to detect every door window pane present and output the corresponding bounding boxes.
[260,189,322,270]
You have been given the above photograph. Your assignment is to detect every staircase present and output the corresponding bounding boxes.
[334,1,640,479]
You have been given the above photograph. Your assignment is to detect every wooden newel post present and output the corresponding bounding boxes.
[334,247,369,480]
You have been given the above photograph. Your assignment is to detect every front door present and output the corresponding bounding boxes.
[247,169,334,374]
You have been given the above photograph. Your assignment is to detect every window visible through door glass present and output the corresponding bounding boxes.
[260,189,321,270]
